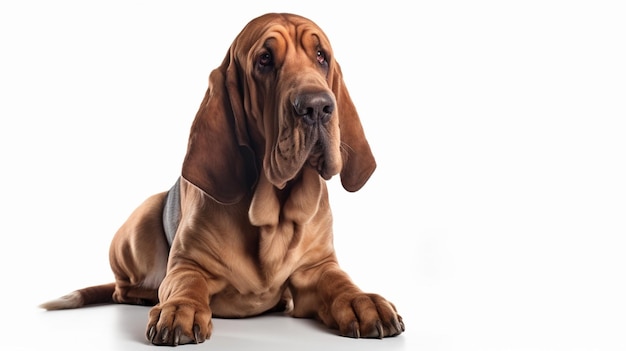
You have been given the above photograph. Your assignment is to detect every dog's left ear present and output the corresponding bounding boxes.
[182,51,257,204]
[330,62,377,192]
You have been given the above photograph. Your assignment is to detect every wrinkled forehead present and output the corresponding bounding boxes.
[233,14,333,62]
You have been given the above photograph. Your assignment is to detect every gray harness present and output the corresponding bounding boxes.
[162,177,182,246]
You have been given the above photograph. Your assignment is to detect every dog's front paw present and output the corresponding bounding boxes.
[146,299,212,345]
[329,293,405,338]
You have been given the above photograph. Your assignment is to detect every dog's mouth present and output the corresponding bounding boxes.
[266,120,341,188]
[297,120,343,181]
[307,142,327,179]
[307,136,335,181]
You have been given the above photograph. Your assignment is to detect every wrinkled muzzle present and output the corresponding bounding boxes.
[265,88,342,189]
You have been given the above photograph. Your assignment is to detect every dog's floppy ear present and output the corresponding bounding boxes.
[182,50,256,204]
[330,62,377,192]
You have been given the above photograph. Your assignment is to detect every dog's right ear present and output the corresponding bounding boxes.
[182,51,257,204]
[329,61,377,193]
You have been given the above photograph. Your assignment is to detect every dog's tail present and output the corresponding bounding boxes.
[39,283,116,310]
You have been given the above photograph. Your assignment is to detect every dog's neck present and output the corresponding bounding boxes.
[249,167,323,228]
[163,168,326,247]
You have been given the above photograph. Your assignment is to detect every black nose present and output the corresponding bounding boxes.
[293,92,334,125]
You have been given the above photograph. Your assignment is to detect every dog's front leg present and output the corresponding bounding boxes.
[146,266,221,345]
[292,264,405,339]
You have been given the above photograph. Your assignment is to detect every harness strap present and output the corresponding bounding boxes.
[162,177,181,247]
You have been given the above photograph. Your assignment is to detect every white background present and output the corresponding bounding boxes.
[1,1,625,350]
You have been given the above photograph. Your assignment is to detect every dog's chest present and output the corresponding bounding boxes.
[209,220,322,317]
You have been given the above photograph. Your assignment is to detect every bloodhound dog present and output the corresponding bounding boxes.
[40,12,404,345]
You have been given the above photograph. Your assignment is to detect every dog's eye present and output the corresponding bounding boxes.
[316,50,327,66]
[257,52,273,68]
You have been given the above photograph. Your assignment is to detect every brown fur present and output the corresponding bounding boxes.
[40,13,404,345]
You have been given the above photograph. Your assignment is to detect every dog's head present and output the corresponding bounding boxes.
[182,13,376,204]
